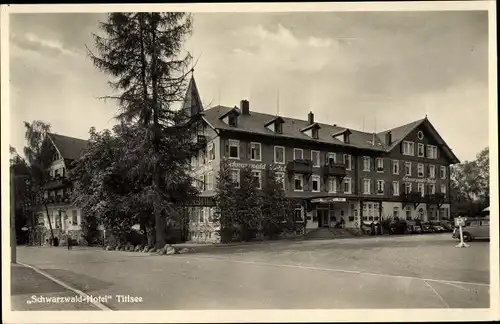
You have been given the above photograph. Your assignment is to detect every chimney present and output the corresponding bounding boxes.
[240,100,249,115]
[308,111,314,124]
[385,131,392,145]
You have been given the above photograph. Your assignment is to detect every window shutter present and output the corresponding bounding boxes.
[240,141,246,159]
[372,179,375,195]
[248,142,252,159]
[224,140,229,157]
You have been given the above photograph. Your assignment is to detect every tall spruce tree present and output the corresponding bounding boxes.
[261,165,289,239]
[237,166,263,241]
[87,13,199,248]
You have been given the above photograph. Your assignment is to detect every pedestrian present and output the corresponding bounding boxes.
[67,236,72,250]
[370,221,375,236]
[341,217,345,229]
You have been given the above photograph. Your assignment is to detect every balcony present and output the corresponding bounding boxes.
[426,193,446,207]
[402,192,424,208]
[322,162,347,177]
[286,159,313,175]
[43,177,71,190]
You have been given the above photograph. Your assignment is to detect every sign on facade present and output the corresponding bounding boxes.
[402,177,437,184]
[227,161,286,172]
[311,197,347,204]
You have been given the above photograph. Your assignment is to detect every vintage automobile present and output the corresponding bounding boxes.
[439,220,455,232]
[452,217,490,242]
[406,221,422,234]
[421,222,433,234]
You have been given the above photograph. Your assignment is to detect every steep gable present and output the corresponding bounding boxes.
[182,75,204,118]
[47,133,88,161]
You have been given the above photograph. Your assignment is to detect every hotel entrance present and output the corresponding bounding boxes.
[317,208,330,228]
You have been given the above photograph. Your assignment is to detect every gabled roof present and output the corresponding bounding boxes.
[182,75,204,116]
[219,106,241,120]
[264,116,285,127]
[300,122,321,132]
[47,133,88,160]
[332,128,352,137]
[202,105,387,151]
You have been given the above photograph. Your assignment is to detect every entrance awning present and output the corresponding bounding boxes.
[310,197,347,204]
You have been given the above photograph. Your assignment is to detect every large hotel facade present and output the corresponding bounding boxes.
[184,77,460,243]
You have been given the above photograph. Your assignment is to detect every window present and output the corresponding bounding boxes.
[274,146,285,164]
[312,175,320,192]
[208,208,214,223]
[251,170,262,189]
[405,161,412,176]
[440,166,447,179]
[429,165,436,178]
[228,140,239,159]
[200,208,205,223]
[440,184,446,197]
[343,154,352,170]
[328,177,337,193]
[311,151,320,167]
[312,128,319,139]
[343,178,352,194]
[403,141,415,156]
[207,143,215,161]
[230,169,240,187]
[207,171,214,190]
[392,160,399,174]
[393,206,399,218]
[417,143,425,157]
[276,172,286,190]
[376,158,384,172]
[429,183,436,194]
[427,145,438,159]
[228,115,237,127]
[417,163,424,177]
[418,183,425,197]
[275,122,283,134]
[405,182,412,194]
[72,210,78,225]
[294,174,303,191]
[376,180,384,194]
[417,130,424,140]
[294,148,303,160]
[327,153,336,165]
[392,181,399,196]
[363,179,371,194]
[250,142,261,161]
[363,156,371,171]
[294,207,304,222]
[405,206,411,220]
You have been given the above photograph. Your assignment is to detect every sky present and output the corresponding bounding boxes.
[8,10,490,162]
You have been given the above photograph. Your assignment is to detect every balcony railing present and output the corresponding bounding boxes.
[426,193,446,203]
[322,162,347,177]
[286,159,313,175]
[402,192,423,202]
[196,135,207,147]
[43,177,71,190]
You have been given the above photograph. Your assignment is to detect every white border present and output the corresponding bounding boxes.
[1,1,498,323]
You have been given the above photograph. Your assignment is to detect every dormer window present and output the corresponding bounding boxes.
[275,122,283,134]
[343,133,350,144]
[333,129,352,144]
[312,128,318,139]
[228,115,238,127]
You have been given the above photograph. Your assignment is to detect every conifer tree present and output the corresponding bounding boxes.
[213,159,239,243]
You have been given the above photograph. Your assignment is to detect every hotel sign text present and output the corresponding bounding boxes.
[228,161,286,172]
[402,177,437,184]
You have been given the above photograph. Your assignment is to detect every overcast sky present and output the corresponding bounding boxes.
[9,10,489,162]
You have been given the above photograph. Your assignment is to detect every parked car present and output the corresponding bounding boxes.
[429,221,445,233]
[439,220,455,232]
[406,221,422,234]
[421,222,433,234]
[452,217,490,242]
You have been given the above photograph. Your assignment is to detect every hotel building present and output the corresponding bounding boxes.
[183,76,460,243]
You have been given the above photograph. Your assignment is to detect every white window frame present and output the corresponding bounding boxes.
[294,148,303,160]
[276,171,286,190]
[405,161,412,176]
[294,207,304,222]
[294,174,304,192]
[429,183,436,194]
[251,170,262,189]
[363,179,371,194]
[376,180,384,195]
[250,142,262,161]
[427,145,438,159]
[228,140,239,159]
[327,152,336,165]
[440,184,447,197]
[440,166,447,179]
[403,141,415,156]
[376,158,384,172]
[311,150,320,167]
[363,156,371,172]
[392,181,399,196]
[328,177,337,193]
[343,177,352,194]
[207,171,214,191]
[405,182,412,194]
[417,163,424,178]
[274,146,285,164]
[429,165,436,179]
[230,169,240,188]
[207,142,215,161]
[311,175,321,192]
[392,160,399,175]
[200,208,205,223]
[418,183,425,197]
[405,206,412,220]
[417,143,425,157]
[344,154,352,170]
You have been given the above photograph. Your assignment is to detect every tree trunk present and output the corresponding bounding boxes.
[44,203,55,244]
